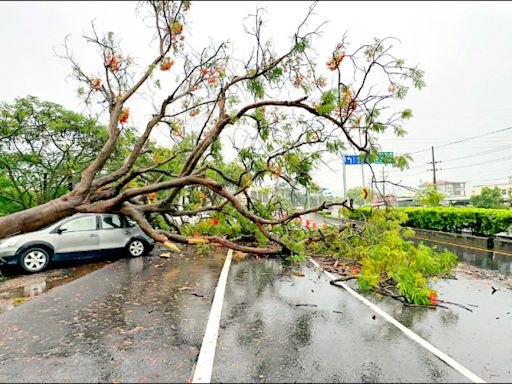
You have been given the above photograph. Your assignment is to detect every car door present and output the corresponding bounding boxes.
[99,214,131,254]
[52,215,100,260]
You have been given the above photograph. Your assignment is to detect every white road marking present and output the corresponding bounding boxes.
[309,257,486,384]
[192,249,233,384]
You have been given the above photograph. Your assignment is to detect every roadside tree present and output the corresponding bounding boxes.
[415,183,445,207]
[470,187,506,209]
[0,96,142,214]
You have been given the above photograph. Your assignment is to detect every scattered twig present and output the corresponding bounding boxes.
[404,302,446,309]
[329,275,359,284]
[438,299,473,312]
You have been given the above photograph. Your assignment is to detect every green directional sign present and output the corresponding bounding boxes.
[375,151,393,164]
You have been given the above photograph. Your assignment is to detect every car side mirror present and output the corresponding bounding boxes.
[56,228,67,234]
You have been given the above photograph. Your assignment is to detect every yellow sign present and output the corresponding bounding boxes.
[362,188,369,200]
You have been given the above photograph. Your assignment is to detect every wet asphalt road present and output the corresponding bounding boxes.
[0,251,225,383]
[0,226,511,382]
[213,259,468,383]
[373,274,512,382]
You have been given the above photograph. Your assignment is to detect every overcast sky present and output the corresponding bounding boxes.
[1,1,512,197]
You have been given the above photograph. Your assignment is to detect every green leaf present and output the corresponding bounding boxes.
[401,108,413,119]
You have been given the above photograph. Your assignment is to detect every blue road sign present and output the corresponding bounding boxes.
[344,155,360,164]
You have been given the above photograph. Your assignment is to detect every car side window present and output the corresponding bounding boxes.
[101,215,123,230]
[59,216,97,233]
[125,217,137,227]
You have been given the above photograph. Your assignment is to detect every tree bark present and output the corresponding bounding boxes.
[0,194,83,238]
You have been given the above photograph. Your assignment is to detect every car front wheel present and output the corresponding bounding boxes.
[127,239,146,257]
[20,247,50,273]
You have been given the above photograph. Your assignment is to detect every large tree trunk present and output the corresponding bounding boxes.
[0,194,83,238]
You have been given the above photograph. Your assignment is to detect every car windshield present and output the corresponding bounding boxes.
[39,215,90,232]
[38,220,64,231]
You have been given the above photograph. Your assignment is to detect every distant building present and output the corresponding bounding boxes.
[433,180,466,197]
[471,178,512,197]
[371,194,398,207]
[247,186,271,203]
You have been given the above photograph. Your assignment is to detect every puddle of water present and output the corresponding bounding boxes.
[0,259,113,314]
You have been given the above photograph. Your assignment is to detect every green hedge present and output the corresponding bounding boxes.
[344,207,512,236]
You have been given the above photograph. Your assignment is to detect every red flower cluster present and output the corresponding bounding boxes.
[429,291,439,305]
[118,108,129,124]
[210,217,219,226]
[326,44,346,71]
[200,67,224,86]
[107,54,122,72]
[160,58,175,71]
[92,79,101,90]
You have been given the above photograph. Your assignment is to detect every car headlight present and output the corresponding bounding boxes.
[0,236,20,248]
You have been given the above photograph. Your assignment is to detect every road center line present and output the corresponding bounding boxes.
[192,249,232,384]
[411,235,512,257]
[309,257,486,384]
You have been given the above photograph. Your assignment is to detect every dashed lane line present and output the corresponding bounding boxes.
[309,257,486,384]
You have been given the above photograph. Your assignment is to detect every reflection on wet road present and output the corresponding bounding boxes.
[361,269,512,382]
[0,252,225,383]
[410,235,512,274]
[0,260,113,314]
[212,259,468,383]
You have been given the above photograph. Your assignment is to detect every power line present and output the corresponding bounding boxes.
[437,126,512,148]
[441,144,510,163]
[443,154,512,171]
[388,143,510,174]
[381,137,512,142]
[405,125,512,155]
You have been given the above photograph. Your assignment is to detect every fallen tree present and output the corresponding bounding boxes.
[0,1,424,256]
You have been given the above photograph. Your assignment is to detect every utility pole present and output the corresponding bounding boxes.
[427,146,442,189]
[431,146,436,185]
[382,167,386,197]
